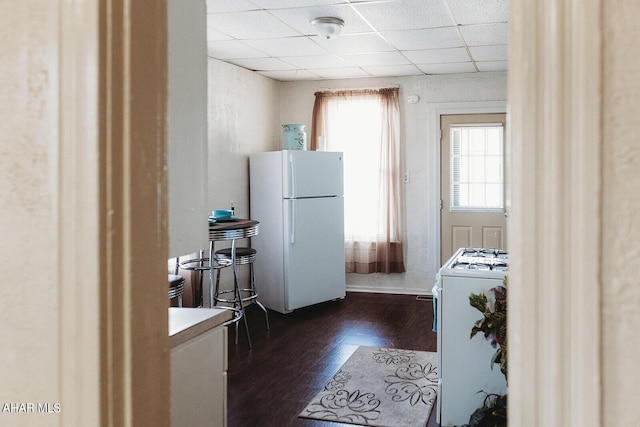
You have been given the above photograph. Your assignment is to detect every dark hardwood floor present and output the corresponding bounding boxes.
[226,292,438,427]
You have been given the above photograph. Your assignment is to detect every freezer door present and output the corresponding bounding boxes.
[283,196,346,311]
[282,150,343,198]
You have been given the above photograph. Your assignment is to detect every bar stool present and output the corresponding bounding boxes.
[208,219,260,348]
[178,251,244,331]
[176,250,208,308]
[214,247,270,344]
[168,274,185,307]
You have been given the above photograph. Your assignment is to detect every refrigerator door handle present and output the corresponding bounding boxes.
[289,154,296,198]
[289,201,295,244]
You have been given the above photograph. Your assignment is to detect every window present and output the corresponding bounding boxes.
[450,124,504,211]
[311,88,405,274]
[324,97,381,240]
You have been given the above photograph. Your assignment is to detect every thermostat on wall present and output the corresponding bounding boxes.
[407,95,420,104]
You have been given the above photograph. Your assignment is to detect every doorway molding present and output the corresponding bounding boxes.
[508,0,601,425]
[59,1,170,425]
[426,101,507,283]
[59,1,100,424]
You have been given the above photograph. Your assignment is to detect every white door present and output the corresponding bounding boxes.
[283,196,346,311]
[440,114,507,264]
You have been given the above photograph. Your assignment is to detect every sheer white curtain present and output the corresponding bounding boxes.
[311,88,405,274]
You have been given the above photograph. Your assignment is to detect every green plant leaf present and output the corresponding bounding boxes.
[469,292,488,313]
[490,348,502,369]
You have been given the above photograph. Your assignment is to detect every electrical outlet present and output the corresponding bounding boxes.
[403,172,410,183]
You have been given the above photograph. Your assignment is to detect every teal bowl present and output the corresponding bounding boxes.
[212,209,232,218]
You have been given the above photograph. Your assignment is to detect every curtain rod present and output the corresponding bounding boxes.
[316,84,400,92]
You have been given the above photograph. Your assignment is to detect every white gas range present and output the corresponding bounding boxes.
[433,248,509,427]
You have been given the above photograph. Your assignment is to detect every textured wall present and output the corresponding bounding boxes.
[207,59,281,220]
[279,72,507,293]
[602,1,640,424]
[168,0,208,257]
[0,0,61,421]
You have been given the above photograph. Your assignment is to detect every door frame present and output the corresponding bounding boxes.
[426,101,507,280]
[509,0,602,424]
[60,1,169,425]
[439,113,508,264]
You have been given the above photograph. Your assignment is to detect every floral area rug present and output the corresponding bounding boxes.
[299,346,438,427]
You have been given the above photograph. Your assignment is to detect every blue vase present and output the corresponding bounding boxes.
[282,124,307,150]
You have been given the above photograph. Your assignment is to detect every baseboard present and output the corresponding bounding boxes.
[345,285,432,296]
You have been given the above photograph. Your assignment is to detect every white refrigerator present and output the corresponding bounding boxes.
[249,150,346,314]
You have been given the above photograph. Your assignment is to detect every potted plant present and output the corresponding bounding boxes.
[463,276,508,427]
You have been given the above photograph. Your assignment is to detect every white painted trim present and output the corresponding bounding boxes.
[346,285,430,296]
[58,1,170,424]
[58,0,100,425]
[508,0,601,424]
[99,1,170,424]
[426,101,507,280]
[566,2,602,424]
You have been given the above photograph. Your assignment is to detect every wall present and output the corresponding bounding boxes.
[206,59,281,293]
[0,2,64,423]
[168,0,208,257]
[0,1,170,425]
[207,59,281,220]
[279,72,507,294]
[602,1,640,424]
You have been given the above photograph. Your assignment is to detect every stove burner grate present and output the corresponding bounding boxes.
[451,248,508,271]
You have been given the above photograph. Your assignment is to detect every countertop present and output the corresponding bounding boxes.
[169,307,232,348]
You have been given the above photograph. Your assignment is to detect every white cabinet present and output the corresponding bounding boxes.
[169,308,231,427]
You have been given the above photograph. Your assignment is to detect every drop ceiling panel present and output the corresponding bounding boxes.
[417,62,477,74]
[314,33,395,55]
[445,0,508,25]
[257,69,322,81]
[403,47,471,64]
[342,51,409,67]
[383,28,464,50]
[205,0,260,14]
[283,54,353,69]
[311,67,371,79]
[459,23,509,46]
[209,10,302,39]
[207,28,233,42]
[243,36,329,57]
[476,61,508,72]
[229,57,299,71]
[207,40,269,60]
[362,64,424,77]
[251,0,350,7]
[204,0,509,81]
[353,0,455,31]
[270,5,373,35]
[469,45,508,62]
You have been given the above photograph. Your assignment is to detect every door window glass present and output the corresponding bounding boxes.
[450,124,504,211]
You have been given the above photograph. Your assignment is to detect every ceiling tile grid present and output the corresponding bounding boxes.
[205,0,509,81]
